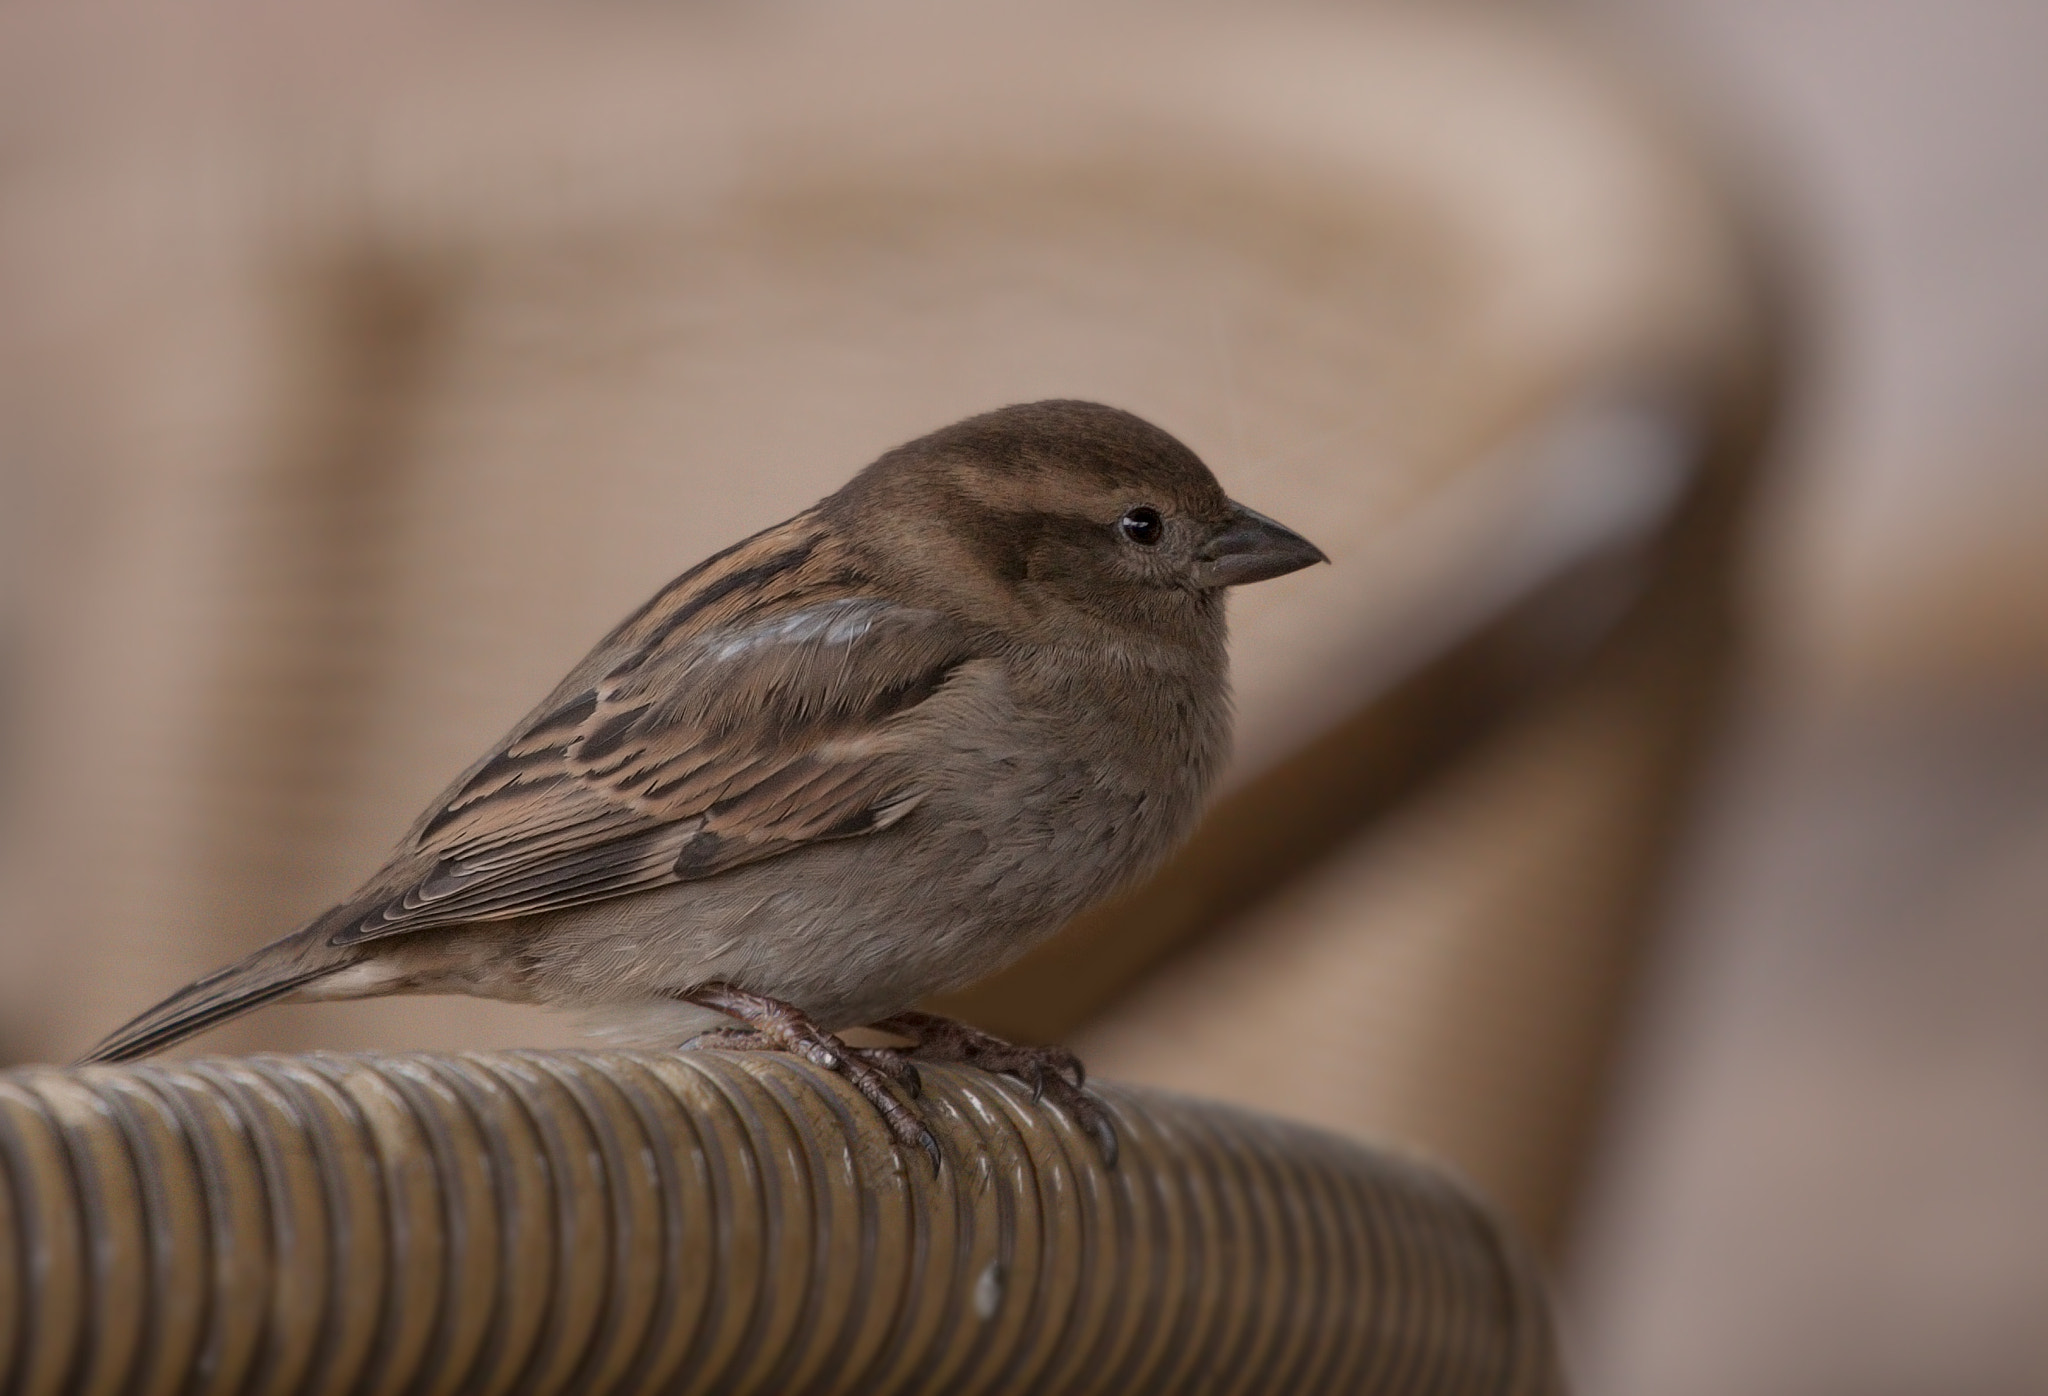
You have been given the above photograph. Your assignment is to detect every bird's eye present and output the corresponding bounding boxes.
[1120,507,1164,546]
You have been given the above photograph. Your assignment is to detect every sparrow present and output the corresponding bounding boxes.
[83,400,1326,1164]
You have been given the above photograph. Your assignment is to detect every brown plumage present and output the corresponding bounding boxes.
[84,400,1326,1163]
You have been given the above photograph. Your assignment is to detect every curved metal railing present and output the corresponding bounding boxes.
[0,1051,1559,1395]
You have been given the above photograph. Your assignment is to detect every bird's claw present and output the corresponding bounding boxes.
[1083,1110,1120,1169]
[865,1010,1117,1166]
[851,1044,921,1099]
[677,984,942,1169]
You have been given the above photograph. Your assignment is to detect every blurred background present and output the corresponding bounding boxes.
[1,1,2042,1393]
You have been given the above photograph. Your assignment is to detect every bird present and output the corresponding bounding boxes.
[82,400,1326,1165]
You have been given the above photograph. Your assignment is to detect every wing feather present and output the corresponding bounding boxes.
[328,528,978,947]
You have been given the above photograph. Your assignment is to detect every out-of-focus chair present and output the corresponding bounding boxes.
[0,1,1772,1253]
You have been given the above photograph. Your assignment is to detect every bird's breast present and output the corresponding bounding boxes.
[907,644,1229,909]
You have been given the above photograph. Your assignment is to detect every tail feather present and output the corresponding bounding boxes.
[79,937,344,1064]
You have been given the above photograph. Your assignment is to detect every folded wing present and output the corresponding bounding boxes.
[329,595,976,945]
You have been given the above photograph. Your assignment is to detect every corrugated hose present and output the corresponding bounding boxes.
[0,1051,1560,1394]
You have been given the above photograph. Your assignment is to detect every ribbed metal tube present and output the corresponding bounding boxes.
[0,1051,1559,1395]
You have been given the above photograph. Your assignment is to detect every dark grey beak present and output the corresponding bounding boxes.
[1195,502,1329,588]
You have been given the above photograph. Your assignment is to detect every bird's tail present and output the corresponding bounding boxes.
[78,922,350,1064]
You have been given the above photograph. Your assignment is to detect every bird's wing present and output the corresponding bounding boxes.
[329,555,979,945]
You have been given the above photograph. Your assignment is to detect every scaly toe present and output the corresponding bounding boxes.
[852,1045,922,1099]
[675,986,936,1166]
[837,1052,942,1169]
[1037,1075,1119,1167]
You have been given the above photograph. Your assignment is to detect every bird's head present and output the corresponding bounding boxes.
[830,400,1326,650]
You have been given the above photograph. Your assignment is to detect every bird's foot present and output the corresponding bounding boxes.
[868,1010,1117,1166]
[677,984,938,1167]
[684,1026,922,1097]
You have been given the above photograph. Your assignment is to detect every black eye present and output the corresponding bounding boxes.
[1120,507,1164,546]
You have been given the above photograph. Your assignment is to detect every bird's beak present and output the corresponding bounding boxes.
[1195,502,1329,588]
